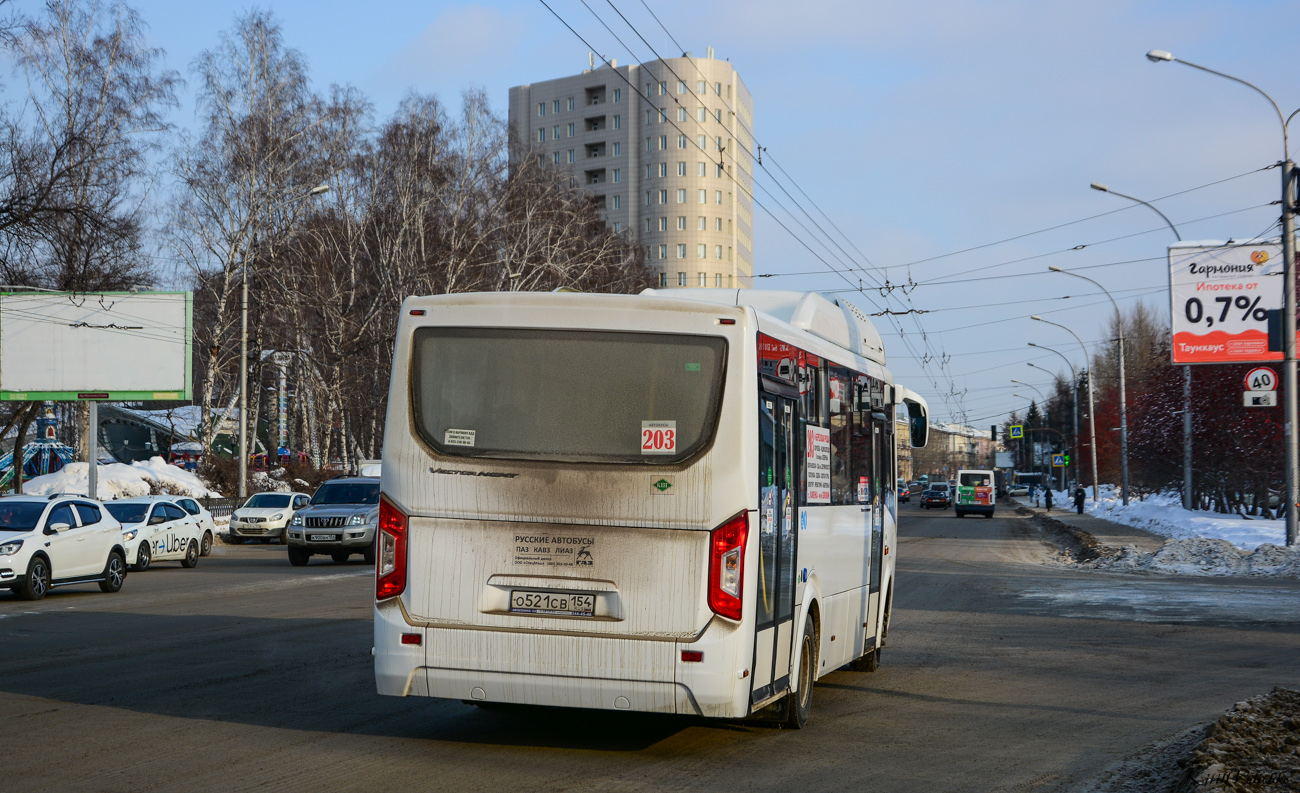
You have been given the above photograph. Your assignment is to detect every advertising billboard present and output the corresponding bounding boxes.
[1169,241,1287,364]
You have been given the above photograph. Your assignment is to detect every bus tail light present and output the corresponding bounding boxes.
[376,494,408,601]
[708,511,749,621]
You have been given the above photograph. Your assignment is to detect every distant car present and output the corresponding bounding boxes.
[1007,485,1030,497]
[229,491,311,544]
[0,495,128,600]
[285,476,379,566]
[104,497,205,571]
[897,479,911,503]
[922,484,951,510]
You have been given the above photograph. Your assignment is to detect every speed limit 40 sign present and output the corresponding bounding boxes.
[1245,367,1277,391]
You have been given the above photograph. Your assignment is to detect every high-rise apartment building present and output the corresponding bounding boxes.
[509,51,754,288]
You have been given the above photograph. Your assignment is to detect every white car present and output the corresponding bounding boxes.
[172,496,217,556]
[0,495,128,600]
[104,498,204,571]
[228,491,311,544]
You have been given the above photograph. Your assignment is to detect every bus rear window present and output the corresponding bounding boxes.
[960,473,991,487]
[411,327,727,463]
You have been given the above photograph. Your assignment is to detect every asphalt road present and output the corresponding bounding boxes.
[2,509,1298,793]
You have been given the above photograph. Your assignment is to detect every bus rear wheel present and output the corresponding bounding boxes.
[784,615,816,729]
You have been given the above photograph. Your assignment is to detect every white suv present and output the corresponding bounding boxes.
[0,495,128,600]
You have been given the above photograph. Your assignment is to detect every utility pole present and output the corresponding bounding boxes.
[1147,49,1297,545]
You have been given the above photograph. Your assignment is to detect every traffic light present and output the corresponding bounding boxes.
[990,424,997,441]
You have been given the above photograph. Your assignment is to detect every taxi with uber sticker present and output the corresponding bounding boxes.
[105,497,205,571]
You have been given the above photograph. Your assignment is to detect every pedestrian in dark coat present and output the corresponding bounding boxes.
[1044,486,1053,511]
[1073,486,1086,515]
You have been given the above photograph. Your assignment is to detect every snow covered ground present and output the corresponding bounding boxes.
[1028,484,1300,578]
[1044,484,1285,550]
[22,457,220,499]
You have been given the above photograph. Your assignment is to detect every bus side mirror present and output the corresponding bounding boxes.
[906,401,928,448]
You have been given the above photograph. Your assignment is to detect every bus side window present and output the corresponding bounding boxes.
[851,376,872,504]
[828,366,853,505]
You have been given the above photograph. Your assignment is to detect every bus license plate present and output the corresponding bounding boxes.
[509,590,596,617]
[309,534,339,542]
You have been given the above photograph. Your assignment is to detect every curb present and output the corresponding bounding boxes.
[1015,505,1109,562]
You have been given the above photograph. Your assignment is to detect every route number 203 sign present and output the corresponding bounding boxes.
[1169,242,1287,364]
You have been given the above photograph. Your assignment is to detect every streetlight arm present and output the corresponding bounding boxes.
[1093,186,1182,240]
[1028,344,1078,382]
[1031,315,1091,362]
[1048,268,1124,340]
[1166,56,1288,157]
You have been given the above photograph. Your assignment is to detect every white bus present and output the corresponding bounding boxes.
[373,289,928,727]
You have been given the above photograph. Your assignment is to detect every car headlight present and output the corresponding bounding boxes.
[123,530,138,542]
[231,512,241,521]
[348,514,368,525]
[0,540,22,556]
[271,513,284,522]
[291,514,303,526]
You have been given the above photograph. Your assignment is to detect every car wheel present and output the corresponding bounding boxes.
[985,512,993,519]
[98,552,126,593]
[784,615,817,729]
[17,555,50,601]
[287,546,310,567]
[201,532,213,557]
[278,526,289,545]
[362,537,377,565]
[134,542,151,572]
[330,552,350,564]
[181,540,199,569]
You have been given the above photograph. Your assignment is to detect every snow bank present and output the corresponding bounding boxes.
[1096,539,1300,578]
[1049,484,1286,551]
[22,457,220,499]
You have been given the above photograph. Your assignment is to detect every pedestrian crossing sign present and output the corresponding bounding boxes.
[1009,425,1023,439]
[1052,454,1065,467]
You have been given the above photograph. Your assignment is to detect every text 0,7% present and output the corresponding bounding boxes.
[1183,295,1268,327]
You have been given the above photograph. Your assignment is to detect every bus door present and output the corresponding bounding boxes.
[866,419,886,640]
[754,389,799,706]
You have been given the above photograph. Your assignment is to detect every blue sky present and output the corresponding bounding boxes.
[122,0,1300,423]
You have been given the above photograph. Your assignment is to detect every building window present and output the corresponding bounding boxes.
[570,176,577,188]
[697,245,706,259]
[552,152,560,164]
[538,102,546,117]
[697,189,707,204]
[728,246,733,261]
[645,82,652,96]
[660,81,668,95]
[659,244,668,259]
[612,142,621,156]
[537,128,546,143]
[644,218,652,233]
[715,245,723,259]
[613,194,622,209]
[696,134,706,149]
[659,135,667,150]
[678,107,687,122]
[678,134,687,149]
[613,114,621,130]
[716,163,724,177]
[714,82,721,95]
[645,137,653,152]
[715,135,722,151]
[715,190,722,204]
[728,219,732,233]
[655,162,664,177]
[659,217,668,231]
[697,107,707,123]
[612,168,621,183]
[613,88,622,103]
[677,216,686,230]
[727,192,732,206]
[568,150,575,163]
[567,123,575,137]
[697,80,706,94]
[677,80,687,94]
[698,216,706,230]
[715,273,723,287]
[715,217,722,231]
[553,100,560,113]
[677,188,686,203]
[659,189,668,203]
[659,272,667,287]
[697,162,706,177]
[677,162,687,176]
[553,125,560,139]
[698,271,707,285]
[678,272,687,286]
[645,164,652,179]
[659,108,667,123]
[715,108,722,122]
[613,221,621,232]
[645,109,653,125]
[677,244,687,258]
[645,191,652,206]
[567,97,574,111]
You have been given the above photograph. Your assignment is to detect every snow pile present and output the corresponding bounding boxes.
[1048,484,1286,551]
[22,457,221,499]
[1094,539,1300,578]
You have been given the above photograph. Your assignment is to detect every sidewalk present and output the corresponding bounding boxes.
[1011,496,1167,554]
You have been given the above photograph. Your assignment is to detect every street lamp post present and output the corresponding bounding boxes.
[1147,48,1298,545]
[238,184,330,500]
[1048,265,1130,506]
[1032,315,1100,502]
[1090,182,1192,510]
[1027,354,1080,492]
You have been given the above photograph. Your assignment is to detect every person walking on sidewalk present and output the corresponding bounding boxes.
[1044,486,1053,512]
[1073,485,1086,515]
